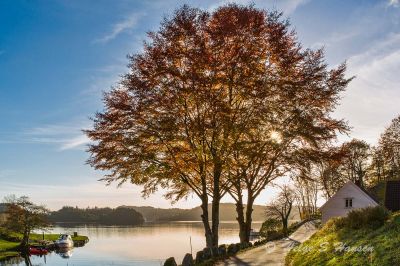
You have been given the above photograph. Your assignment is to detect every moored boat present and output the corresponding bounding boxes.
[29,247,48,255]
[55,234,74,248]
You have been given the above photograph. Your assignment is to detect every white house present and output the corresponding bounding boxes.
[320,181,379,224]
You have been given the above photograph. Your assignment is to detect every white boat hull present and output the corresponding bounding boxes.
[56,241,73,248]
[55,235,74,248]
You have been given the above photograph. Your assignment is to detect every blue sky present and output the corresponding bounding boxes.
[1,0,399,210]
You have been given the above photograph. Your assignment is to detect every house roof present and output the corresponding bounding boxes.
[357,184,380,204]
[320,181,379,211]
[321,180,400,212]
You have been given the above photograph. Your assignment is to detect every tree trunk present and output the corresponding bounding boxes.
[211,196,220,248]
[20,229,30,254]
[211,162,222,248]
[282,216,288,236]
[200,197,214,248]
[235,192,246,243]
[297,205,302,220]
[243,196,254,243]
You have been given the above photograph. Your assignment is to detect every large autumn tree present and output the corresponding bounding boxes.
[86,4,350,247]
[221,12,350,242]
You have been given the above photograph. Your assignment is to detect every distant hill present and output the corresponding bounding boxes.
[49,206,145,225]
[126,203,299,222]
[1,202,299,224]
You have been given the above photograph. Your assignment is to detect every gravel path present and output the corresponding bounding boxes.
[216,221,318,266]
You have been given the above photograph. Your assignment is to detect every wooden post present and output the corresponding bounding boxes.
[190,236,192,255]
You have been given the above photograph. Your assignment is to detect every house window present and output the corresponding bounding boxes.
[345,198,353,208]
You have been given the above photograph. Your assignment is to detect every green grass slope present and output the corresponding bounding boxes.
[286,209,400,266]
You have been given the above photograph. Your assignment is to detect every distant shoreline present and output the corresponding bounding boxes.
[51,220,266,225]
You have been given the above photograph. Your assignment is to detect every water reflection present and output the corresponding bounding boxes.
[1,222,262,266]
[1,257,24,265]
[55,248,73,259]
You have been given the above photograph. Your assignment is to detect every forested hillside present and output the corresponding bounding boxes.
[49,206,144,225]
[128,203,299,222]
[2,203,299,224]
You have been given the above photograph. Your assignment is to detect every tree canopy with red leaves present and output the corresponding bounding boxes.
[86,4,351,247]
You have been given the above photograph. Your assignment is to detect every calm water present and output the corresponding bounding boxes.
[1,222,262,266]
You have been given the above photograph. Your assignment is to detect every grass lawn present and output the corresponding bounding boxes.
[30,233,89,242]
[0,229,89,261]
[0,239,19,251]
[0,239,19,261]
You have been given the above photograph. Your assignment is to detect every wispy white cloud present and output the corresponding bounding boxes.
[311,31,360,50]
[94,13,143,43]
[0,170,16,179]
[27,124,83,136]
[60,135,90,151]
[277,0,311,14]
[334,33,400,144]
[389,0,399,7]
[310,1,399,55]
[355,34,400,63]
[23,122,91,151]
[208,0,310,14]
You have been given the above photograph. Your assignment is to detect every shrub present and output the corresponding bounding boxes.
[288,221,300,230]
[163,257,177,266]
[202,248,212,260]
[260,218,280,237]
[346,206,389,229]
[254,239,269,246]
[195,250,204,264]
[235,243,241,252]
[240,242,250,249]
[227,244,237,255]
[266,230,284,241]
[390,212,400,224]
[181,253,194,266]
[218,244,227,256]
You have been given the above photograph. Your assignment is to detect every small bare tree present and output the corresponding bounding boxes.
[293,177,319,220]
[266,185,295,236]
